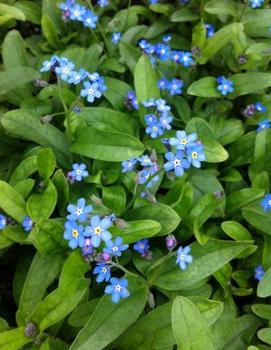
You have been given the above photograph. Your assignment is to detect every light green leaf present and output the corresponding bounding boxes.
[257,266,271,298]
[0,68,40,95]
[226,188,264,214]
[257,328,271,345]
[0,327,31,350]
[70,127,144,162]
[242,202,271,235]
[69,273,148,350]
[0,4,25,21]
[37,148,56,180]
[171,8,199,22]
[0,181,27,222]
[172,296,214,350]
[9,156,38,186]
[110,220,161,243]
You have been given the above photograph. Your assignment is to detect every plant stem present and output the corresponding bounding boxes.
[111,261,130,274]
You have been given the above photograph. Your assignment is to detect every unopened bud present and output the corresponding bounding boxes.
[91,195,103,206]
[166,235,177,250]
[40,115,53,124]
[24,322,38,338]
[238,54,248,65]
[34,79,49,88]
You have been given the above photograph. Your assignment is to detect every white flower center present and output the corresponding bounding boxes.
[88,87,94,95]
[112,246,118,251]
[268,200,271,206]
[174,159,181,167]
[115,284,122,292]
[76,208,83,216]
[74,10,80,17]
[76,169,82,175]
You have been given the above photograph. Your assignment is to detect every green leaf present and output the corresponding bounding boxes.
[171,8,199,22]
[221,221,252,241]
[9,156,38,186]
[188,77,220,98]
[0,327,31,350]
[69,273,148,350]
[0,181,27,222]
[14,1,41,24]
[52,170,69,213]
[257,266,271,298]
[110,220,161,243]
[0,68,40,95]
[204,0,243,17]
[2,110,71,167]
[30,251,89,330]
[19,253,63,322]
[103,77,131,110]
[0,4,25,21]
[79,107,138,136]
[102,185,126,215]
[134,55,160,104]
[68,299,100,328]
[242,202,271,235]
[32,219,68,254]
[119,42,141,74]
[37,148,56,180]
[70,127,144,162]
[257,328,271,345]
[226,188,264,214]
[124,203,180,235]
[41,15,60,48]
[149,240,252,290]
[252,304,271,320]
[2,30,29,69]
[202,137,229,163]
[172,296,214,350]
[26,180,57,222]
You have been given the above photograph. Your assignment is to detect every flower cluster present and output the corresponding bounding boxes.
[243,102,266,118]
[122,153,160,196]
[216,76,234,96]
[138,37,195,67]
[163,131,206,177]
[158,77,184,96]
[40,56,106,104]
[143,99,173,138]
[59,0,98,28]
[125,90,138,110]
[64,197,130,303]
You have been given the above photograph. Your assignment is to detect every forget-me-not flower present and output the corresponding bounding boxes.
[105,277,130,303]
[70,163,89,181]
[67,198,92,222]
[216,76,234,96]
[93,263,111,283]
[0,215,7,230]
[254,265,265,280]
[261,194,271,212]
[164,151,191,177]
[103,237,129,257]
[187,144,206,168]
[84,215,112,247]
[80,81,102,103]
[64,220,85,249]
[22,216,33,232]
[257,119,271,132]
[176,246,193,270]
[112,32,122,45]
[169,131,197,150]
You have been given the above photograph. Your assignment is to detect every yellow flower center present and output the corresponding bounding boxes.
[139,243,145,249]
[94,227,102,235]
[192,151,198,159]
[181,138,187,145]
[101,267,107,273]
[72,229,79,238]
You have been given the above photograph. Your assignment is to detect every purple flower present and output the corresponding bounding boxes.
[82,238,93,255]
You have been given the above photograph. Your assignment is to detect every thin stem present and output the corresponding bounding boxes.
[57,77,73,143]
[110,261,130,274]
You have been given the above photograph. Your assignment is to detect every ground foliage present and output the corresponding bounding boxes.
[0,0,271,349]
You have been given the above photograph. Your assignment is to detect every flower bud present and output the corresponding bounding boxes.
[24,322,38,338]
[166,235,177,250]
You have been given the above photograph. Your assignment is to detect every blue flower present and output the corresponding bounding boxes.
[93,263,111,283]
[158,77,169,90]
[133,239,150,254]
[144,114,156,125]
[145,120,164,138]
[64,220,85,249]
[96,76,107,93]
[84,215,112,248]
[169,130,197,150]
[171,50,182,62]
[67,198,93,222]
[164,151,191,177]
[156,99,170,113]
[149,0,159,3]
[69,3,86,21]
[40,55,60,72]
[83,9,98,28]
[142,99,156,108]
[82,238,93,255]
[162,34,172,42]
[137,155,153,167]
[205,24,215,37]
[22,216,33,232]
[255,102,267,113]
[168,78,184,96]
[98,0,109,7]
[159,113,173,130]
[0,215,7,230]
[68,68,86,85]
[70,163,89,181]
[112,32,122,45]
[121,158,137,173]
[146,174,160,188]
[187,144,206,168]
[59,0,75,12]
[126,90,138,110]
[176,246,193,270]
[250,0,264,8]
[257,119,271,132]
[103,237,129,257]
[261,194,271,212]
[179,51,195,67]
[55,59,74,81]
[105,278,130,303]
[254,265,265,280]
[138,40,156,55]
[216,76,234,96]
[155,44,171,61]
[80,81,102,103]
